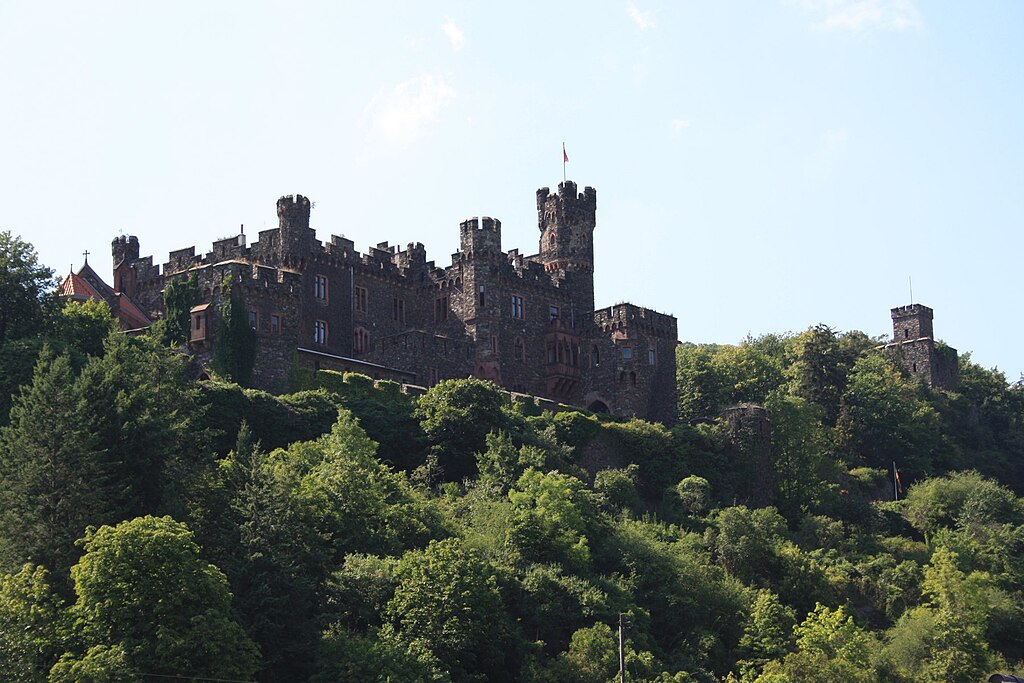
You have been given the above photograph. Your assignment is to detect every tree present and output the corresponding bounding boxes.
[786,325,848,426]
[0,231,54,343]
[158,273,199,347]
[0,565,68,683]
[382,538,513,682]
[212,275,257,386]
[736,590,795,681]
[0,351,112,576]
[507,468,595,570]
[46,299,117,359]
[67,516,259,679]
[836,353,940,479]
[414,378,510,482]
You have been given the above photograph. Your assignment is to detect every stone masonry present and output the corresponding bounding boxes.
[109,181,679,423]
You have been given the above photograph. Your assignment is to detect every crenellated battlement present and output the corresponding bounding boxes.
[595,303,677,338]
[459,216,502,256]
[536,181,597,232]
[277,194,311,231]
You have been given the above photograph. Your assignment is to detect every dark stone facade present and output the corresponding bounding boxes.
[881,304,959,390]
[110,180,679,423]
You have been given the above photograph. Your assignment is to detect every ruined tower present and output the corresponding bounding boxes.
[537,181,597,315]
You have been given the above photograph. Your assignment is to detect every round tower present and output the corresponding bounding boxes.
[537,181,597,314]
[276,194,312,260]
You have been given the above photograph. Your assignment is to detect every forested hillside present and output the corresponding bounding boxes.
[2,230,1023,682]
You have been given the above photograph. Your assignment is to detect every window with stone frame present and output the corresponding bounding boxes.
[314,274,329,302]
[355,286,368,313]
[248,310,258,330]
[314,320,328,345]
[511,294,524,319]
[435,295,449,322]
[513,337,525,362]
[549,305,560,322]
[270,314,281,334]
[648,347,656,365]
[354,327,370,354]
[622,347,632,360]
[393,296,406,323]
[478,285,486,307]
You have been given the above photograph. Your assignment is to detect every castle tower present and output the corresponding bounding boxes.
[460,216,502,258]
[111,235,140,296]
[887,303,959,390]
[891,304,934,341]
[537,181,597,315]
[276,194,313,261]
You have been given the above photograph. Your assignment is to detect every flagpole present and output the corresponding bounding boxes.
[562,142,566,183]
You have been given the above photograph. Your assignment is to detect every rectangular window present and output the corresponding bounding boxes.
[393,297,405,323]
[355,286,368,313]
[549,305,560,322]
[435,296,449,322]
[314,320,328,345]
[622,347,632,360]
[478,285,486,307]
[511,295,524,319]
[248,310,258,330]
[648,348,656,365]
[271,314,281,334]
[314,274,329,302]
[491,335,498,353]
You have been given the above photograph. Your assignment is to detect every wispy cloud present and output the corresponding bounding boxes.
[627,2,656,30]
[670,119,691,137]
[362,74,456,154]
[442,20,464,51]
[790,0,922,32]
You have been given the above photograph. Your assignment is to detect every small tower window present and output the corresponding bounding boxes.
[514,337,524,362]
[478,285,486,307]
[549,305,560,322]
[648,348,656,366]
[355,286,368,313]
[622,347,632,360]
[592,345,600,367]
[270,314,281,334]
[314,320,328,345]
[248,310,258,330]
[904,329,909,339]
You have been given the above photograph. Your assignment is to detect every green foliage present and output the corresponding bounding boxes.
[415,378,511,482]
[676,340,785,422]
[837,353,940,478]
[46,299,116,358]
[68,516,259,679]
[602,419,679,500]
[676,475,711,517]
[159,273,199,346]
[508,468,596,570]
[736,590,795,681]
[0,231,55,344]
[48,645,137,683]
[0,564,67,683]
[902,470,1023,539]
[383,538,513,682]
[594,465,640,512]
[706,506,787,586]
[211,275,257,385]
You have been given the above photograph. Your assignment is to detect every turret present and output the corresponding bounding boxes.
[112,235,140,267]
[459,216,502,257]
[537,180,597,314]
[277,194,311,232]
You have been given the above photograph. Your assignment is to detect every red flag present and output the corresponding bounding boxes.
[563,144,569,163]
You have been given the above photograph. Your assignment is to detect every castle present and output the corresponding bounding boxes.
[90,181,680,423]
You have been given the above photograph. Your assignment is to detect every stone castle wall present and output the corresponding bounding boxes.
[109,182,680,422]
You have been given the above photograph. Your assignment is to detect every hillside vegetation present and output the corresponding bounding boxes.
[2,231,1023,682]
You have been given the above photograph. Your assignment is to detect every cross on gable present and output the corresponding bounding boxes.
[82,250,90,264]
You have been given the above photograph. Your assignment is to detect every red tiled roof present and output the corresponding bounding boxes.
[59,271,103,301]
[114,293,152,328]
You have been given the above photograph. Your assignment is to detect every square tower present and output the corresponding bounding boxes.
[891,304,934,341]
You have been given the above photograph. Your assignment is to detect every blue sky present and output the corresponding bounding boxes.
[2,1,1022,377]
